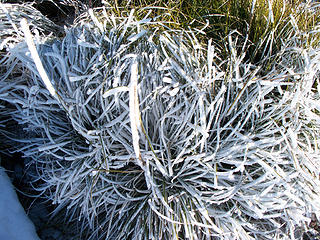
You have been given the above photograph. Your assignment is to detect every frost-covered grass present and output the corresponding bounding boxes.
[103,0,320,60]
[0,1,320,240]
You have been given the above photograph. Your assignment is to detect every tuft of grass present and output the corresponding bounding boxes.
[101,0,320,64]
[1,1,320,240]
[1,4,320,239]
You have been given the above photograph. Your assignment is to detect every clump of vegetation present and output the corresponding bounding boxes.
[0,1,320,239]
[103,0,320,61]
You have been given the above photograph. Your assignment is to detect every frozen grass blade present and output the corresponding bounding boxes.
[20,19,59,102]
[129,60,143,166]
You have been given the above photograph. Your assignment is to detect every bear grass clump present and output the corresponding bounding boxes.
[1,1,320,239]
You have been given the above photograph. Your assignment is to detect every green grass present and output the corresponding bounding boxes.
[100,0,320,64]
